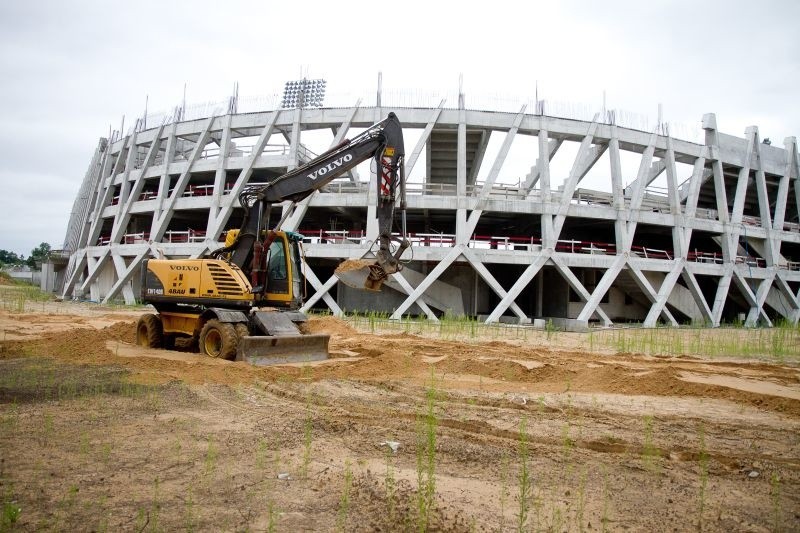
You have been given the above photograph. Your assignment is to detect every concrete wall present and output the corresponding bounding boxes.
[5,269,41,285]
[542,268,568,318]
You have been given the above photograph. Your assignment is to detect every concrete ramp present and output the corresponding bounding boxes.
[618,270,704,322]
[643,271,703,322]
[384,267,465,316]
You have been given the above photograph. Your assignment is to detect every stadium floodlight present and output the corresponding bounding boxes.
[280,78,327,109]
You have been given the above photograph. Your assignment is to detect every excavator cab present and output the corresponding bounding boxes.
[221,229,304,307]
[255,230,304,308]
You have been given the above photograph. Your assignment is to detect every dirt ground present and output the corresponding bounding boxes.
[0,295,799,532]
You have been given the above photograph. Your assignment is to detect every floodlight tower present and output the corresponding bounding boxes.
[280,78,327,109]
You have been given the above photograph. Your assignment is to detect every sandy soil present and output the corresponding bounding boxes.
[1,297,799,531]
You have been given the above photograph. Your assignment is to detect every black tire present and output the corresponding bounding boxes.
[199,319,238,360]
[234,323,249,340]
[162,334,176,350]
[136,314,163,348]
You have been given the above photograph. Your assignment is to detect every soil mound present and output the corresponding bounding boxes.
[301,316,357,336]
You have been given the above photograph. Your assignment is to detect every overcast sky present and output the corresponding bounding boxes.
[0,0,797,257]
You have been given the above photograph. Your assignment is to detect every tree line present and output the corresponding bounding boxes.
[0,243,52,269]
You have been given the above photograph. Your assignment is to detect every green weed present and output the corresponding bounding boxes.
[183,487,196,532]
[499,451,509,532]
[770,472,782,532]
[641,415,659,473]
[416,372,438,532]
[1,498,21,531]
[594,322,800,362]
[150,477,162,532]
[336,461,352,532]
[204,436,218,479]
[267,501,280,533]
[255,437,269,471]
[517,417,532,532]
[576,467,587,533]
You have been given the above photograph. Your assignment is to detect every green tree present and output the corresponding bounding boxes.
[0,250,24,268]
[26,242,51,268]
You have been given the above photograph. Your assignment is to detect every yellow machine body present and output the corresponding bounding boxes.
[141,231,301,311]
[138,231,328,364]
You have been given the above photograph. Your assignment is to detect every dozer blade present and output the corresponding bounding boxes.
[236,334,330,366]
[334,259,386,291]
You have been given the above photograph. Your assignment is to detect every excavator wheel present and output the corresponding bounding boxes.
[199,319,238,360]
[136,314,164,348]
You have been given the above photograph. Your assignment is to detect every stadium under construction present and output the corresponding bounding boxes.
[52,82,800,330]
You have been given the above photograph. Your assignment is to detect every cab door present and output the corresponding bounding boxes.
[263,234,292,305]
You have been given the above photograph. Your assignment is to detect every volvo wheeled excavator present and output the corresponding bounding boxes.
[135,112,409,365]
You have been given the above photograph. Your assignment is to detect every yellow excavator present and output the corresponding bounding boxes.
[136,113,409,365]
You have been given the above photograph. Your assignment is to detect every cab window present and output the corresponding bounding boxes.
[266,240,289,293]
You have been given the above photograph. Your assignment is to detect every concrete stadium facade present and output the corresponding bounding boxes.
[58,92,800,329]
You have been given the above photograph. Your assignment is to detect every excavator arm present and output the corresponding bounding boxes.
[212,112,408,290]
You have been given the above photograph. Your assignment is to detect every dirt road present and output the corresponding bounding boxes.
[1,299,798,531]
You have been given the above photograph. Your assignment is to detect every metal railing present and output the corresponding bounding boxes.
[94,227,800,271]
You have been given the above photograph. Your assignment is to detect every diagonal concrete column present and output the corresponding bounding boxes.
[772,273,800,323]
[484,254,550,323]
[626,264,678,326]
[681,269,714,323]
[550,255,612,326]
[391,246,464,319]
[203,110,280,247]
[406,104,443,177]
[461,248,529,322]
[642,261,683,327]
[298,264,342,316]
[87,136,130,247]
[110,252,136,304]
[207,114,234,224]
[79,249,110,293]
[741,271,775,327]
[389,272,438,321]
[101,248,149,304]
[576,254,626,323]
[731,270,772,327]
[710,266,733,327]
[681,157,707,255]
[61,250,87,299]
[112,123,166,243]
[463,107,526,239]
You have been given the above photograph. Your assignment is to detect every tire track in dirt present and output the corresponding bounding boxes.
[242,378,793,474]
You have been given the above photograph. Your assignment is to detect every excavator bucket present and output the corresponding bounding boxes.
[334,259,387,291]
[235,310,330,366]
